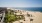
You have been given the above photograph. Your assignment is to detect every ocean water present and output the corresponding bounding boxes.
[14,7,42,12]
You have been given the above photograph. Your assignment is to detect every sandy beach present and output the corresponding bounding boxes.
[17,10,42,23]
[27,11,42,23]
[7,8,42,23]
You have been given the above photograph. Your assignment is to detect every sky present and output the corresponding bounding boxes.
[0,0,42,7]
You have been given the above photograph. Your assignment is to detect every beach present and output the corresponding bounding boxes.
[27,11,42,23]
[7,8,42,23]
[21,10,42,23]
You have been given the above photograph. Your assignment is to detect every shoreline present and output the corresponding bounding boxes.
[7,8,42,23]
[14,8,42,13]
[7,8,42,13]
[14,8,42,23]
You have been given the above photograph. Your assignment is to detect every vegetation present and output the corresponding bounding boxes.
[4,9,17,23]
[4,9,24,23]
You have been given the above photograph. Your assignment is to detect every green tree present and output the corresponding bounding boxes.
[4,9,24,23]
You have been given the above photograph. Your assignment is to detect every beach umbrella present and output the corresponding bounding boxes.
[30,14,34,23]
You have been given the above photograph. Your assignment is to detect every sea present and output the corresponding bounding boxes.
[14,7,42,12]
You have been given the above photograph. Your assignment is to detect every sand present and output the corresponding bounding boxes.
[10,8,42,23]
[27,11,42,23]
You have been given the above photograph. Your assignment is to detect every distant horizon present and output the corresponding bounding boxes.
[0,7,42,8]
[0,6,42,7]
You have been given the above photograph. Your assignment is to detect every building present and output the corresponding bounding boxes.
[0,11,5,23]
[0,7,7,23]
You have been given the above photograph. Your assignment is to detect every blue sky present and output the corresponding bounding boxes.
[0,0,42,7]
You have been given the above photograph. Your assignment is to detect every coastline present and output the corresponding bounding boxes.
[7,8,42,23]
[14,9,42,23]
[14,8,42,13]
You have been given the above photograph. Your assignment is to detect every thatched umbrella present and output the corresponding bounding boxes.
[30,14,34,23]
